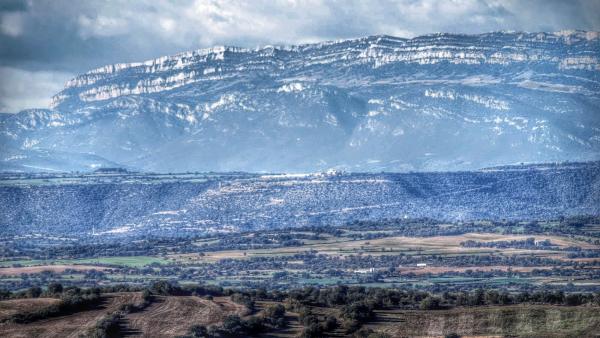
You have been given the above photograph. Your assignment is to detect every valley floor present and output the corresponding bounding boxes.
[2,218,600,293]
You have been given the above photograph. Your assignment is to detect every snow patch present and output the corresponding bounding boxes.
[424,89,509,110]
[277,82,305,93]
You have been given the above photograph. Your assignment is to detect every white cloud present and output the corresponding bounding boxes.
[159,17,176,33]
[0,12,24,37]
[61,0,600,50]
[77,14,129,39]
[0,67,72,113]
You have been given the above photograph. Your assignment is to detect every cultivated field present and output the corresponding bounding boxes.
[0,265,108,276]
[125,296,247,337]
[0,256,170,269]
[2,216,600,294]
[0,292,143,338]
[366,305,600,337]
[2,286,600,337]
[0,293,247,338]
[171,232,598,263]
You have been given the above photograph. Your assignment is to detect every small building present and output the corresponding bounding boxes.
[416,263,427,267]
[353,267,376,274]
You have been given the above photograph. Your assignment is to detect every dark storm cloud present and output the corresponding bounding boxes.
[1,0,599,113]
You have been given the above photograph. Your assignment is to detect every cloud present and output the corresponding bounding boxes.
[0,12,24,37]
[0,66,72,113]
[77,15,129,39]
[0,0,599,113]
[0,0,29,12]
[2,0,599,71]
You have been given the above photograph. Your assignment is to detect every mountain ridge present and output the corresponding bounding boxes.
[1,31,599,173]
[51,30,600,109]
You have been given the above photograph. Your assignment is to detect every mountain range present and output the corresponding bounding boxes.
[1,31,599,172]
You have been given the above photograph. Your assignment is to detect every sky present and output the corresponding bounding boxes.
[1,0,599,113]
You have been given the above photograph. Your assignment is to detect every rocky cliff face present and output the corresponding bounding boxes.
[1,31,599,172]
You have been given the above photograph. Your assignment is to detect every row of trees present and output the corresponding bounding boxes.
[287,285,600,310]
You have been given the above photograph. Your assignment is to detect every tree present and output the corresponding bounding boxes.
[469,289,485,306]
[188,324,208,337]
[26,286,42,298]
[0,288,10,300]
[243,316,265,334]
[301,323,323,338]
[565,293,583,306]
[221,315,243,334]
[263,304,286,327]
[341,301,374,322]
[48,282,63,295]
[324,315,338,331]
[149,281,176,295]
[231,293,255,312]
[263,304,285,319]
[420,296,441,310]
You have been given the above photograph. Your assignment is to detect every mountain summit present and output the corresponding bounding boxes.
[1,31,599,172]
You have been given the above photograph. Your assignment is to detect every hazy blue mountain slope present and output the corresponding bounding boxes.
[1,31,599,172]
[0,162,598,238]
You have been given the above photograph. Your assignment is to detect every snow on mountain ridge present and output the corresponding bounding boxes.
[51,31,600,109]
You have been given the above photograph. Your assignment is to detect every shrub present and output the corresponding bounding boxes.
[86,311,123,338]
